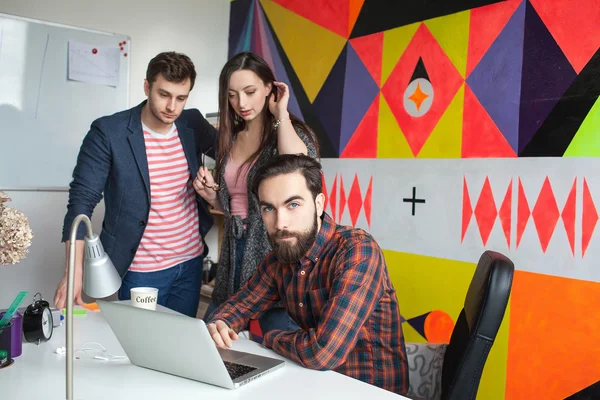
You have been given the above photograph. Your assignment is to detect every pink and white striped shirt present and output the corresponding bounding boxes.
[129,123,203,272]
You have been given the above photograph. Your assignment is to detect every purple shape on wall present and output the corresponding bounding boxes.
[240,2,254,54]
[250,2,261,55]
[466,1,525,154]
[261,3,304,121]
[255,1,274,71]
[406,312,429,339]
[232,2,253,55]
[250,10,263,54]
[340,43,379,154]
[518,1,577,154]
[313,46,349,156]
[228,0,253,59]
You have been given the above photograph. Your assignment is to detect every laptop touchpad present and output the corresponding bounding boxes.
[218,348,247,362]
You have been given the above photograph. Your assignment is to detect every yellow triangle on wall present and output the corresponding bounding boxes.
[424,11,470,78]
[381,22,421,86]
[417,84,464,158]
[261,0,347,103]
[377,93,414,158]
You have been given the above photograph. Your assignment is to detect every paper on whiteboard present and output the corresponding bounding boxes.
[67,40,120,87]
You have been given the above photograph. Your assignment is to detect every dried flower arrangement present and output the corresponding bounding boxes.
[0,191,33,265]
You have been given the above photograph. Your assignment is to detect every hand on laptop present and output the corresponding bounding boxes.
[207,320,238,349]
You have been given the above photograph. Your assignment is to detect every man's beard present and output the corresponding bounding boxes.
[269,214,318,264]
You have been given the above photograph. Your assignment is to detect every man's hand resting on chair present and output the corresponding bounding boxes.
[207,320,239,349]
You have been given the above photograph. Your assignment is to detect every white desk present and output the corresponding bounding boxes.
[2,307,409,399]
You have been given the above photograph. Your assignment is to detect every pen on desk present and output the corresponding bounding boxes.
[0,291,29,329]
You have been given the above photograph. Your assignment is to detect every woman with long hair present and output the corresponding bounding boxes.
[193,52,319,333]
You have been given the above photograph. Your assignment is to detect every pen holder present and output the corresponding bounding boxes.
[0,321,14,368]
[0,311,22,357]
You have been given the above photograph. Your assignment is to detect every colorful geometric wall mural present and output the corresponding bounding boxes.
[228,0,600,398]
[230,0,600,159]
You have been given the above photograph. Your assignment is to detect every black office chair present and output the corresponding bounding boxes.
[406,250,514,400]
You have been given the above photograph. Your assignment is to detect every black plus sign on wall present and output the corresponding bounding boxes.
[403,187,426,216]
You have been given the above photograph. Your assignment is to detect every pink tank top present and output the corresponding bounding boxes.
[224,156,251,219]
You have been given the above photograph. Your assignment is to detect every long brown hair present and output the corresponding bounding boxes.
[215,52,318,181]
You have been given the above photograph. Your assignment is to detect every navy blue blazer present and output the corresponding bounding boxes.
[62,101,217,277]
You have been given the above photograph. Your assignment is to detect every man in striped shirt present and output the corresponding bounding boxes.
[54,52,216,317]
[207,155,409,395]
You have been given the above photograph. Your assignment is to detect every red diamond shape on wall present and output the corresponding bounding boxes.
[461,176,473,243]
[321,172,329,212]
[474,177,498,246]
[582,178,598,257]
[561,178,577,256]
[339,175,347,222]
[499,179,513,248]
[347,174,363,227]
[531,177,560,253]
[329,174,338,221]
[381,23,463,156]
[364,177,373,227]
[517,178,531,248]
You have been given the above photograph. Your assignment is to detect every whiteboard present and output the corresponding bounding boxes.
[0,13,130,189]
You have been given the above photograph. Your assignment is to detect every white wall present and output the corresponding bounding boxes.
[0,0,229,113]
[0,0,229,307]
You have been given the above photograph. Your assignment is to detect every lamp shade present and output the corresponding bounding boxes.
[82,234,121,299]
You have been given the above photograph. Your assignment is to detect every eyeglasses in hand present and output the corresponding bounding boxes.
[200,146,222,192]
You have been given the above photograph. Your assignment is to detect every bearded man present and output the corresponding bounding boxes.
[207,154,409,395]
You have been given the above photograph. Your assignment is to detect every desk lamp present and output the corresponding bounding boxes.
[66,214,121,400]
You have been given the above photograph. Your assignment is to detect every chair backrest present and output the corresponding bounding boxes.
[441,250,514,400]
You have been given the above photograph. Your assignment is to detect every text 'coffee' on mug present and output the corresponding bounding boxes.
[130,287,158,311]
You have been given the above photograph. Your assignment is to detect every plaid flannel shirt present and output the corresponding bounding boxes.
[210,213,408,395]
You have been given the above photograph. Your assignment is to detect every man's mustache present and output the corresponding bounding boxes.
[273,230,298,239]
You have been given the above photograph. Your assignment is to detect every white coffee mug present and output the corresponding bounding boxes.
[130,287,158,311]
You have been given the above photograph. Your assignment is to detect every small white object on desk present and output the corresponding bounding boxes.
[129,287,158,311]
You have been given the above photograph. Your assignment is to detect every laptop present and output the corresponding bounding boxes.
[96,300,285,389]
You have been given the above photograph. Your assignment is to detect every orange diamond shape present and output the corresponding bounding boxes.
[408,81,430,111]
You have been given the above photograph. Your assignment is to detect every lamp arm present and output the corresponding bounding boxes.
[66,214,93,400]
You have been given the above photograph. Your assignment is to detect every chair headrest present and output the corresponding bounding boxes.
[464,250,514,340]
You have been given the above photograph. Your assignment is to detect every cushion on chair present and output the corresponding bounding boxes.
[406,342,448,400]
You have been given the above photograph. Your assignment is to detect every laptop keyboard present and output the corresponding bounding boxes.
[224,361,257,380]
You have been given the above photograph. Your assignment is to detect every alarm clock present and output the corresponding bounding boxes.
[23,293,53,344]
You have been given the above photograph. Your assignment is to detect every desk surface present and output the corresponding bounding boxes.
[2,306,408,400]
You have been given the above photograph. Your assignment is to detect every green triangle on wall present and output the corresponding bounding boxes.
[564,96,600,157]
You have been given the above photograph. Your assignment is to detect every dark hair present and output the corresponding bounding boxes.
[146,52,197,90]
[251,154,323,200]
[216,52,319,179]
